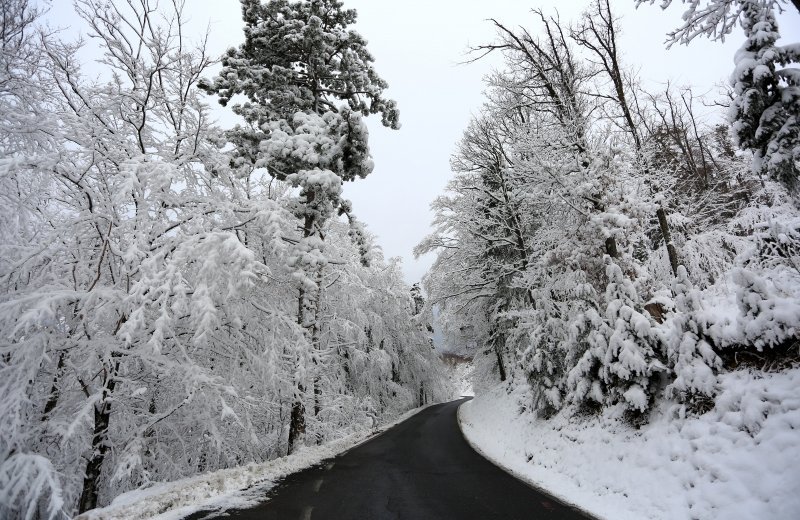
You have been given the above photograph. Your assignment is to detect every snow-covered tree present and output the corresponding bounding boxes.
[635,0,797,45]
[1,1,447,517]
[639,0,800,187]
[568,259,666,414]
[730,2,800,186]
[665,266,722,405]
[1,0,295,515]
[699,184,800,353]
[285,222,449,444]
[201,0,401,453]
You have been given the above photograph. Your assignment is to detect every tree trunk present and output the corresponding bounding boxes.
[312,278,323,420]
[42,351,65,420]
[288,281,308,455]
[78,404,110,513]
[78,368,117,514]
[313,379,321,417]
[287,391,306,455]
[656,207,679,276]
[605,236,619,258]
[288,209,319,454]
[494,339,507,382]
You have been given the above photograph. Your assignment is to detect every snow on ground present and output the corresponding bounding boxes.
[459,368,800,520]
[78,405,433,520]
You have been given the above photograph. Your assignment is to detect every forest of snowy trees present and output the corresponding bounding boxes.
[0,0,447,517]
[420,0,799,418]
[1,0,799,518]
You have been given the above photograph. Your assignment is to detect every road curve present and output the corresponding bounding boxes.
[190,398,592,520]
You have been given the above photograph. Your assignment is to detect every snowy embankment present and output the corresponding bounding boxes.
[78,405,433,520]
[459,368,800,520]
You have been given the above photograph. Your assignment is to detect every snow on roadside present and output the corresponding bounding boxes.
[78,404,434,520]
[459,368,800,520]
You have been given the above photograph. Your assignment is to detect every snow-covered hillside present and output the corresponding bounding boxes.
[423,1,800,518]
[460,368,800,520]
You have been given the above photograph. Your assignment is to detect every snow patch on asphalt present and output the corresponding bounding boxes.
[459,368,800,520]
[78,404,434,520]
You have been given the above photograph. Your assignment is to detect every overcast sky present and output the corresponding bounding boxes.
[48,0,800,284]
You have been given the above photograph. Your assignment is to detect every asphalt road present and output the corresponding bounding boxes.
[191,398,592,520]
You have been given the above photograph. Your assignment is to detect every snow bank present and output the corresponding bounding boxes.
[459,368,800,520]
[78,405,433,520]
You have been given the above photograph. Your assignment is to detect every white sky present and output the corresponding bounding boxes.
[47,0,800,284]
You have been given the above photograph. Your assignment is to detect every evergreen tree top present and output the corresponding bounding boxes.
[201,0,399,129]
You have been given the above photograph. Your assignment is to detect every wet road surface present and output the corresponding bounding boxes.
[187,398,593,520]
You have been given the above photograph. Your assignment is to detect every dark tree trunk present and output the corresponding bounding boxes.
[78,404,111,513]
[288,282,308,455]
[311,268,324,442]
[605,236,619,258]
[288,198,320,454]
[314,378,321,417]
[494,340,507,382]
[42,351,66,420]
[341,344,352,392]
[288,390,306,455]
[78,368,117,514]
[312,289,322,420]
[656,207,679,276]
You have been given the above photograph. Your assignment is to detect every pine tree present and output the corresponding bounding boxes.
[201,0,399,453]
[666,266,721,406]
[568,259,666,414]
[730,1,800,187]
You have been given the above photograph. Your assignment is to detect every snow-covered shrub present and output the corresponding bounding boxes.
[698,185,800,364]
[568,259,667,415]
[514,266,601,417]
[663,266,722,409]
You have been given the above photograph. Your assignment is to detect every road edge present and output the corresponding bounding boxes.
[338,401,438,455]
[456,399,605,520]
